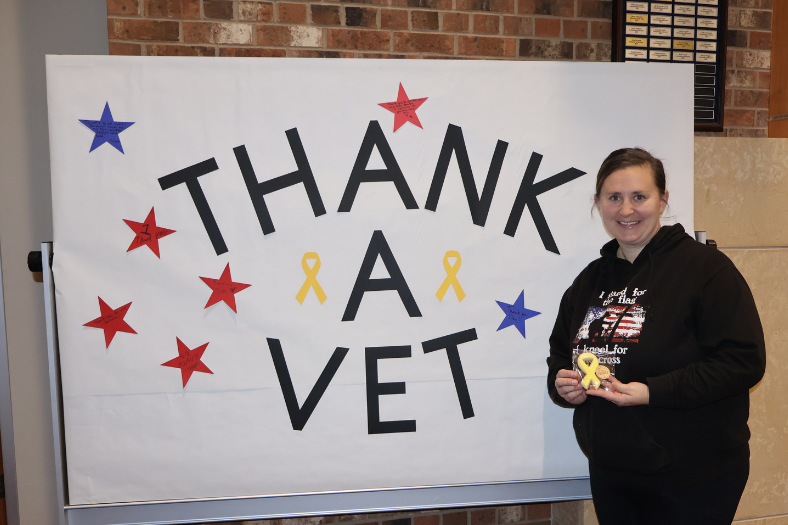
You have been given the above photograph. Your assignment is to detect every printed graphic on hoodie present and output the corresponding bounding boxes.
[574,287,647,345]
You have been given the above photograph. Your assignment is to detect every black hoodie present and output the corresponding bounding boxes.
[547,224,766,478]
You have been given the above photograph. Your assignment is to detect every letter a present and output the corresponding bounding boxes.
[338,120,419,212]
[342,230,422,322]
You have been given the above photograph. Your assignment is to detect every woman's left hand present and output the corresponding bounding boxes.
[586,376,649,406]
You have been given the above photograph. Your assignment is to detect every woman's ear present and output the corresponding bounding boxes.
[660,190,669,214]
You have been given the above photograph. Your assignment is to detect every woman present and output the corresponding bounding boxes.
[546,148,766,524]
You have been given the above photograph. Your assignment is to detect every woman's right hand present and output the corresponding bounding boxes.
[555,369,587,405]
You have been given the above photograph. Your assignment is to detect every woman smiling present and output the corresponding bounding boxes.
[547,148,766,524]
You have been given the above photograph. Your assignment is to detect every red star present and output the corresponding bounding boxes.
[378,83,428,132]
[123,207,176,258]
[161,338,213,387]
[200,263,251,313]
[83,297,137,348]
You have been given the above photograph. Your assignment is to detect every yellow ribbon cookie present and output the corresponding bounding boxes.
[577,352,601,390]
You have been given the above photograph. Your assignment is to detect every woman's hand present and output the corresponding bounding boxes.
[555,369,587,405]
[586,376,649,406]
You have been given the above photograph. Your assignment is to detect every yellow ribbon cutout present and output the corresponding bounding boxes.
[296,252,327,304]
[577,352,601,390]
[436,250,466,302]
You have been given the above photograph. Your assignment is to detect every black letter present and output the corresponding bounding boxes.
[267,338,349,431]
[234,128,326,235]
[365,346,416,434]
[338,121,419,212]
[421,328,477,419]
[503,152,586,255]
[424,124,508,227]
[342,230,422,321]
[159,158,227,255]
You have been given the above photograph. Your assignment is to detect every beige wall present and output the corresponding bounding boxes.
[553,137,788,525]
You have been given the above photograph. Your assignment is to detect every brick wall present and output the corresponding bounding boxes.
[191,503,554,525]
[106,0,613,60]
[718,0,773,137]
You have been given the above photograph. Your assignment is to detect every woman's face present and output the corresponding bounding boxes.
[595,164,668,251]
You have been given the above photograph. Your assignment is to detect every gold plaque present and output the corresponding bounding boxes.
[673,40,694,50]
[626,13,648,23]
[626,37,648,47]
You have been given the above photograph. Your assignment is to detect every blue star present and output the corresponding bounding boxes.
[496,290,541,339]
[79,102,135,153]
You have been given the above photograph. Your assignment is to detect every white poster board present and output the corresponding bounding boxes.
[46,56,693,506]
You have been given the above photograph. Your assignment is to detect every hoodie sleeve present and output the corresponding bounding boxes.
[647,265,766,410]
[546,284,582,409]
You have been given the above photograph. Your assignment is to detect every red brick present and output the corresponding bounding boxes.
[727,29,748,47]
[727,48,734,68]
[527,504,551,521]
[279,3,307,22]
[469,509,496,525]
[382,9,408,29]
[107,0,139,16]
[312,5,341,24]
[755,109,768,127]
[258,24,322,46]
[728,128,767,137]
[739,9,772,29]
[590,20,610,39]
[384,519,413,525]
[184,22,254,44]
[576,41,609,60]
[760,0,773,8]
[750,31,771,49]
[239,2,273,21]
[724,108,756,126]
[443,512,468,525]
[289,50,355,57]
[328,28,390,50]
[517,0,573,16]
[144,0,199,18]
[412,10,440,30]
[393,32,453,53]
[391,0,450,9]
[108,42,142,55]
[346,7,378,26]
[725,88,733,107]
[577,0,612,19]
[107,18,179,40]
[204,1,233,19]
[734,89,769,107]
[219,47,286,56]
[534,17,559,36]
[503,15,532,35]
[474,14,500,34]
[359,52,411,57]
[498,506,526,524]
[459,35,516,55]
[147,44,215,55]
[563,19,588,38]
[456,0,515,13]
[519,38,572,58]
[444,12,470,31]
[414,517,440,525]
[730,0,756,6]
[728,9,740,29]
[759,71,770,89]
[735,49,771,69]
[726,69,757,88]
